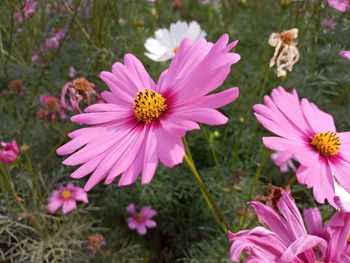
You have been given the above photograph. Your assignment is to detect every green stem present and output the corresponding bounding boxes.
[183,144,231,233]
[0,165,43,233]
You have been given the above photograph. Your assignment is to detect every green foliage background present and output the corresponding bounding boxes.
[1,0,350,262]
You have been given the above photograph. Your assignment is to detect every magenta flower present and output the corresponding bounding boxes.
[47,183,88,214]
[39,94,67,121]
[0,140,19,164]
[228,190,350,263]
[56,34,240,191]
[253,86,350,206]
[328,0,349,11]
[126,204,157,235]
[340,50,350,61]
[60,78,104,114]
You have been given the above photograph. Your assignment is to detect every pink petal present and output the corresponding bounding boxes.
[62,199,77,214]
[47,198,62,214]
[136,224,147,235]
[126,204,137,215]
[156,128,184,167]
[278,235,326,263]
[145,219,157,228]
[301,98,336,133]
[141,126,158,184]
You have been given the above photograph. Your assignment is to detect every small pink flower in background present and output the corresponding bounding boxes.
[86,233,106,257]
[228,190,350,262]
[253,86,350,207]
[61,77,104,114]
[322,18,337,32]
[56,34,240,191]
[23,0,38,17]
[0,140,19,164]
[328,0,349,12]
[45,37,60,51]
[147,0,157,2]
[13,0,38,25]
[53,28,67,40]
[271,151,296,173]
[39,94,67,121]
[31,50,40,62]
[340,50,350,60]
[13,11,24,25]
[47,183,88,214]
[45,28,67,51]
[126,204,157,235]
[68,66,77,78]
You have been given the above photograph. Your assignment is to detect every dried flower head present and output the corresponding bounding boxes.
[86,234,106,257]
[39,94,67,121]
[61,77,104,114]
[268,28,300,77]
[256,184,290,211]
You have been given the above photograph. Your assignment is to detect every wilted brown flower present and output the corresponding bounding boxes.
[268,28,300,77]
[256,184,290,211]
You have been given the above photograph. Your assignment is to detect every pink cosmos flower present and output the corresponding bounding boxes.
[126,204,157,235]
[61,78,104,114]
[45,37,60,51]
[45,28,67,51]
[340,50,350,61]
[322,18,337,32]
[23,0,38,17]
[228,190,350,263]
[328,0,349,11]
[0,140,19,164]
[271,151,296,173]
[253,86,350,206]
[56,34,240,191]
[13,0,38,25]
[39,94,67,121]
[47,183,88,214]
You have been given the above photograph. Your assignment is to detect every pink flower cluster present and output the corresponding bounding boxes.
[229,190,350,263]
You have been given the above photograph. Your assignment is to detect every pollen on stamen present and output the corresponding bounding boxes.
[133,89,167,123]
[310,131,341,157]
[173,46,179,54]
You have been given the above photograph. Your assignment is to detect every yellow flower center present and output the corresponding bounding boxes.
[173,46,179,54]
[73,77,91,91]
[133,89,167,123]
[310,131,341,157]
[60,189,72,199]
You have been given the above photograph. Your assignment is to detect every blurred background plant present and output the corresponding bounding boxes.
[0,0,350,262]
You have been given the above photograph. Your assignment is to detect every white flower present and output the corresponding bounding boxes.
[144,21,206,62]
[334,180,350,211]
[268,28,300,77]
